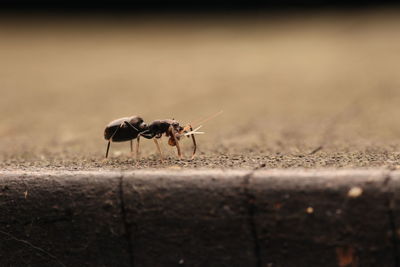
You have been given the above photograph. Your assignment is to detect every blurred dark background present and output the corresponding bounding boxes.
[1,0,399,13]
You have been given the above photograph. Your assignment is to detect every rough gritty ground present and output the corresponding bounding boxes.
[2,9,400,170]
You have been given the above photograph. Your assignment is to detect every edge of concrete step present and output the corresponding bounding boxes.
[0,169,398,267]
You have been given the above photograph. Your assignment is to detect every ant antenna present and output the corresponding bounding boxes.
[184,125,205,136]
[189,110,223,127]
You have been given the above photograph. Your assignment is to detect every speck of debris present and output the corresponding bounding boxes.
[347,186,363,198]
[306,207,314,214]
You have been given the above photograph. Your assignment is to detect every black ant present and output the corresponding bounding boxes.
[104,116,205,160]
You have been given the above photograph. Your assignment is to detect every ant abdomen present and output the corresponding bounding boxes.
[104,116,146,142]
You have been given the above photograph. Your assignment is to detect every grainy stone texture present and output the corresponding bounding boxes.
[387,172,400,266]
[1,170,399,266]
[122,170,256,267]
[250,170,395,267]
[0,171,130,267]
[2,8,400,267]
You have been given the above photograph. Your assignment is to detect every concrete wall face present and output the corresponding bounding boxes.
[0,170,398,266]
[0,172,131,267]
[122,171,256,267]
[251,171,395,267]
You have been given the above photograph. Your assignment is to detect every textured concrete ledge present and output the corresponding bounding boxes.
[0,169,399,267]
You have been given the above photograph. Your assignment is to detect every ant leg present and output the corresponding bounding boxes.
[136,136,141,160]
[105,125,122,158]
[188,125,197,160]
[123,121,140,132]
[170,126,182,159]
[153,139,164,161]
[130,140,133,154]
[105,141,111,158]
[124,121,138,157]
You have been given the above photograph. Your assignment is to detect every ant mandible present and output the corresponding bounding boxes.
[104,116,204,161]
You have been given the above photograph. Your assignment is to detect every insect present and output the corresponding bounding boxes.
[104,116,205,160]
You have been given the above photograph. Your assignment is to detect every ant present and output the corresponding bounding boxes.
[104,116,205,160]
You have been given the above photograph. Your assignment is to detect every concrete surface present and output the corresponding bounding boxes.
[2,8,400,267]
[1,9,400,170]
[0,171,130,267]
[1,169,399,266]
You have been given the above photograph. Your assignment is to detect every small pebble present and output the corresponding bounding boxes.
[348,186,363,198]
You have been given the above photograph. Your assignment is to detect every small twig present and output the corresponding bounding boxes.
[310,96,364,155]
[0,230,66,267]
[309,146,323,155]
